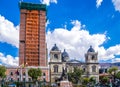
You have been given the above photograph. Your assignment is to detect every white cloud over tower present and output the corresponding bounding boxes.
[0,15,19,48]
[40,0,57,6]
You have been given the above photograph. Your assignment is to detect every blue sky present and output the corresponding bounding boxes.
[0,0,120,66]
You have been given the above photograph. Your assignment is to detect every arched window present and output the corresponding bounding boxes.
[54,65,58,73]
[92,65,96,72]
[83,68,85,72]
[82,66,86,72]
[54,54,58,59]
[92,55,95,60]
[86,55,88,60]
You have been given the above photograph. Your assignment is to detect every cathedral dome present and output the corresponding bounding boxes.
[62,49,69,62]
[51,44,59,51]
[87,46,95,52]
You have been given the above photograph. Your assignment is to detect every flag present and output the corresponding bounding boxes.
[15,69,19,75]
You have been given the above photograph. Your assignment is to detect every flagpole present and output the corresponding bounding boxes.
[20,63,24,82]
[25,62,28,82]
[20,66,22,82]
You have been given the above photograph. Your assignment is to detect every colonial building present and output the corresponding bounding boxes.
[49,44,99,83]
[5,66,49,82]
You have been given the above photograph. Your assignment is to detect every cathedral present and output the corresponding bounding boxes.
[49,44,99,83]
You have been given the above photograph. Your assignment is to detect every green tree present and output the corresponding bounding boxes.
[0,65,6,79]
[100,76,110,86]
[108,66,118,82]
[89,77,96,84]
[100,76,109,84]
[115,71,120,79]
[68,67,83,84]
[28,68,42,81]
[82,77,89,85]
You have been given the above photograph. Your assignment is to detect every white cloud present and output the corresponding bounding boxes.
[112,0,120,12]
[46,20,120,62]
[47,20,108,61]
[46,19,50,27]
[111,58,120,63]
[0,15,19,48]
[1,14,120,66]
[0,52,19,66]
[96,0,103,8]
[40,0,57,6]
[97,45,120,61]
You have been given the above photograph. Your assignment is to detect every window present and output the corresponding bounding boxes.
[82,66,86,72]
[29,78,31,81]
[92,65,96,72]
[23,78,26,81]
[54,54,58,59]
[23,72,26,76]
[54,65,58,73]
[83,68,85,72]
[43,73,46,76]
[10,72,13,76]
[16,70,19,75]
[92,55,95,60]
[17,78,19,81]
[86,55,88,60]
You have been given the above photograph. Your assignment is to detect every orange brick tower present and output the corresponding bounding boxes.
[19,2,47,67]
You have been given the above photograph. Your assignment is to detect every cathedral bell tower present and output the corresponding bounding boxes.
[85,46,99,82]
[50,44,62,62]
[85,46,98,63]
[49,44,63,83]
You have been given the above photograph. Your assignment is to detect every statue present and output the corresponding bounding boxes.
[61,67,68,81]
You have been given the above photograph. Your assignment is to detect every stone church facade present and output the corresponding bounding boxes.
[49,44,99,83]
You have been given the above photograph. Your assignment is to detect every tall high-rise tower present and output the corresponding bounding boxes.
[19,2,47,66]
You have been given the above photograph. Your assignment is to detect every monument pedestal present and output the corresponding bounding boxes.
[60,80,72,87]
